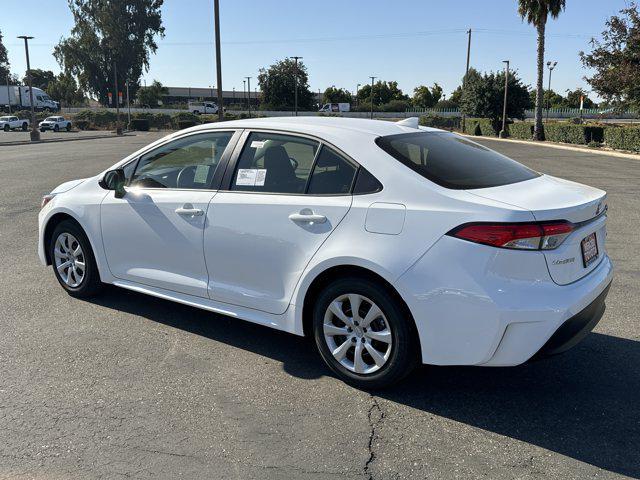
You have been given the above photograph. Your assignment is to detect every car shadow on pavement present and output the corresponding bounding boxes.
[88,287,639,478]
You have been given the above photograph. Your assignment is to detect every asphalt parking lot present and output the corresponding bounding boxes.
[0,132,638,479]
[0,129,120,145]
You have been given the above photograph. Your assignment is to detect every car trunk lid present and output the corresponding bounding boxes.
[467,174,608,285]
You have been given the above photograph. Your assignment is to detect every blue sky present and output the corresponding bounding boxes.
[1,0,629,100]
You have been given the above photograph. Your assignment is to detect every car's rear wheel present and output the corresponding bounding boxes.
[22,122,28,131]
[54,124,59,132]
[66,124,72,132]
[49,220,102,298]
[3,124,9,132]
[312,277,418,389]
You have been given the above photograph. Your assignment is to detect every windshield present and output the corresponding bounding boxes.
[375,131,539,190]
[45,117,57,121]
[0,117,10,121]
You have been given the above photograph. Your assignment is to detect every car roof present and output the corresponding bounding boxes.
[185,116,441,140]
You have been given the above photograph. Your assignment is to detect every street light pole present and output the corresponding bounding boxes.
[113,61,122,135]
[17,35,39,141]
[356,83,360,108]
[499,60,510,138]
[213,0,224,121]
[369,76,376,120]
[245,76,251,118]
[289,56,302,116]
[546,61,557,123]
[462,28,472,132]
[126,80,131,129]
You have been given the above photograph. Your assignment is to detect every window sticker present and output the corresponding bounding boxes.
[236,169,257,185]
[236,168,267,186]
[193,165,209,184]
[250,140,266,149]
[255,169,267,186]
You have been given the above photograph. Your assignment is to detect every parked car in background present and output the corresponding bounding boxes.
[38,117,613,388]
[0,115,29,131]
[39,116,72,132]
[188,101,219,115]
[319,103,350,113]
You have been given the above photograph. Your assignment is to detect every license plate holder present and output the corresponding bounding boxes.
[581,232,599,268]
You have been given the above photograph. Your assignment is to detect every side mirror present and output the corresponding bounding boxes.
[99,168,126,198]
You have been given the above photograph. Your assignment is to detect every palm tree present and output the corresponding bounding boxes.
[518,0,566,140]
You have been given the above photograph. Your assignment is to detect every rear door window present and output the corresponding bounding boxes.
[376,132,539,189]
[307,146,357,195]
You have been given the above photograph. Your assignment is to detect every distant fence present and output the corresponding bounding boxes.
[406,107,639,120]
[64,105,639,120]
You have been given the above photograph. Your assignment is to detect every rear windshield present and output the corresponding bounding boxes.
[376,132,539,189]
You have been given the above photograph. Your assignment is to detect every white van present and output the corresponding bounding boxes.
[319,103,350,113]
[188,101,219,115]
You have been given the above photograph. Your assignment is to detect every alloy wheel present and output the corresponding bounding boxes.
[53,232,86,288]
[323,293,393,374]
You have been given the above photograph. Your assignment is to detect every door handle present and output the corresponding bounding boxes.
[289,209,327,224]
[175,206,204,216]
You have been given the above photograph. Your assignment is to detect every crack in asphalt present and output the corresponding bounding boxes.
[363,395,385,480]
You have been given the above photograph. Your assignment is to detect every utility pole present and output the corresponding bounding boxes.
[499,60,509,138]
[461,28,471,132]
[126,80,131,129]
[356,83,361,108]
[546,61,557,123]
[232,87,235,106]
[245,76,251,118]
[18,36,40,141]
[243,79,246,112]
[113,61,122,135]
[318,88,321,108]
[5,74,11,114]
[369,76,376,120]
[213,0,224,121]
[289,56,302,116]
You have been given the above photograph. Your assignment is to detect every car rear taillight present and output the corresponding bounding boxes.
[448,221,574,250]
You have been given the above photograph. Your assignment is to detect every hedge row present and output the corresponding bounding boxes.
[418,115,640,152]
[604,126,640,152]
[71,109,251,131]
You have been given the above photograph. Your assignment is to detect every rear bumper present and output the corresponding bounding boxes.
[396,235,614,366]
[531,282,610,359]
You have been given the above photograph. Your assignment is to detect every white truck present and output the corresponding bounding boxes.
[188,101,219,114]
[318,103,350,113]
[0,85,59,112]
[39,116,72,132]
[0,115,29,131]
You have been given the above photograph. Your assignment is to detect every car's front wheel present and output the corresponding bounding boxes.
[53,124,59,132]
[3,124,9,132]
[312,277,419,389]
[49,220,102,298]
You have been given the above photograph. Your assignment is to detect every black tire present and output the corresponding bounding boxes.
[49,219,103,298]
[54,124,59,132]
[3,124,8,132]
[66,124,72,132]
[22,122,28,131]
[312,277,419,389]
[40,128,45,132]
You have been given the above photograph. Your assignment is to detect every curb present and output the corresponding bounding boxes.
[0,132,136,147]
[461,134,640,161]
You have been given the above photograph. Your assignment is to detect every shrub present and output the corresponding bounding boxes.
[604,126,640,152]
[463,118,481,135]
[419,115,460,131]
[75,120,91,130]
[544,123,604,145]
[130,118,150,131]
[171,112,200,129]
[508,122,534,140]
[381,100,411,112]
[177,120,198,130]
[463,118,497,136]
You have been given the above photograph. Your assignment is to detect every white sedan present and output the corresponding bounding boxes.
[39,116,72,132]
[37,117,613,388]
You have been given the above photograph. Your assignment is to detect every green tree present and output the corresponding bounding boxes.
[257,58,314,110]
[0,29,10,81]
[357,80,408,107]
[530,88,564,109]
[565,88,595,109]
[54,0,165,106]
[412,83,443,108]
[136,79,168,107]
[47,72,85,106]
[460,68,532,128]
[580,3,640,110]
[518,0,566,140]
[22,69,55,90]
[322,86,352,104]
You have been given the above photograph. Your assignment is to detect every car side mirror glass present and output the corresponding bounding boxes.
[99,168,126,198]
